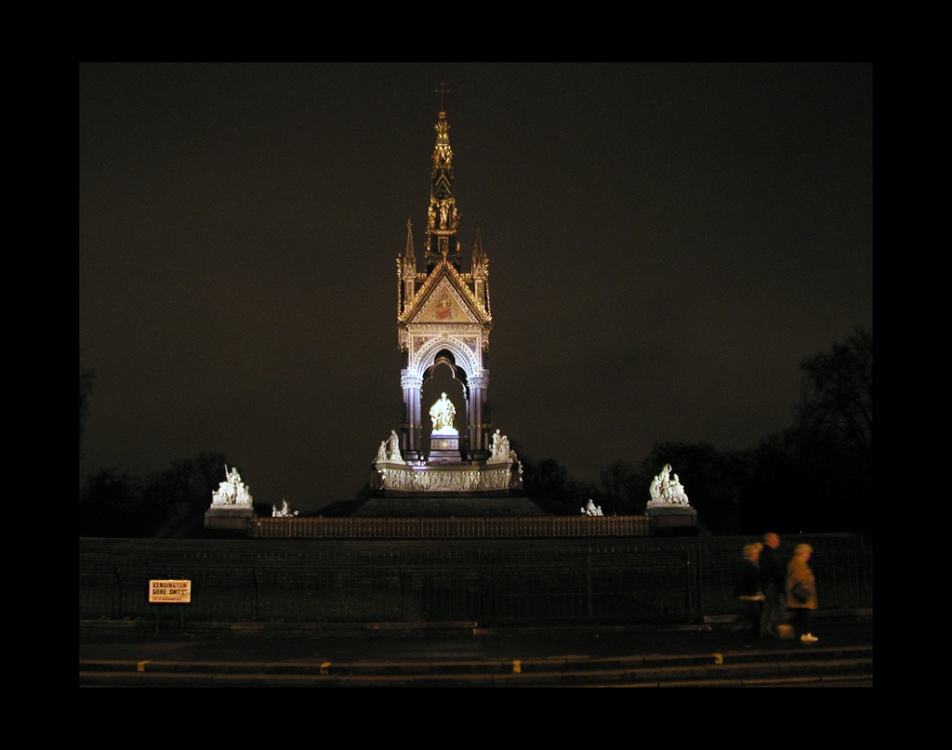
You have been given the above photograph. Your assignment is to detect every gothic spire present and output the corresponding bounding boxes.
[471,223,487,276]
[398,219,418,315]
[426,108,461,272]
[471,222,490,316]
[402,218,416,276]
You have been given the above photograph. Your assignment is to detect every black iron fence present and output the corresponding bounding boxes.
[79,532,872,628]
[252,515,653,539]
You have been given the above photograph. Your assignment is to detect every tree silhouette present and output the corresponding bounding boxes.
[80,453,233,538]
[597,460,644,515]
[741,327,873,533]
[795,325,872,479]
[79,355,95,460]
[79,469,147,537]
[511,442,579,514]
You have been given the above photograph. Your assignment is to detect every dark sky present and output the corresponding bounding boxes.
[79,62,873,512]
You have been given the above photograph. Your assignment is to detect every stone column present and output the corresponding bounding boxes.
[468,373,489,460]
[400,371,423,461]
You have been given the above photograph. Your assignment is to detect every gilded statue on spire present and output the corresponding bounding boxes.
[432,113,453,169]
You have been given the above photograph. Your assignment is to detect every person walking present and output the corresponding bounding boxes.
[759,532,787,638]
[735,542,765,637]
[786,543,819,643]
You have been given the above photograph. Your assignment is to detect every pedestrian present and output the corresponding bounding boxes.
[759,532,787,638]
[786,543,819,643]
[735,542,765,637]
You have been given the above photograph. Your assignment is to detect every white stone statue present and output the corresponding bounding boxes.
[375,431,406,465]
[648,464,691,507]
[581,498,604,516]
[386,430,404,463]
[510,459,524,490]
[670,474,689,504]
[429,392,457,435]
[211,465,254,508]
[488,429,515,463]
[272,499,298,517]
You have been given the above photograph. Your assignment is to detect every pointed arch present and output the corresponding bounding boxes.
[409,336,478,382]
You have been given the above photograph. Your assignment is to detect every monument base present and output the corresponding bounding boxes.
[353,492,547,517]
[645,505,698,536]
[204,506,256,534]
[371,459,521,495]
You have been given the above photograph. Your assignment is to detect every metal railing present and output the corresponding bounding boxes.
[79,532,872,628]
[252,515,653,539]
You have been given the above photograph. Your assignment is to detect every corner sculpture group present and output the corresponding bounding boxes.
[647,463,690,507]
[581,499,604,516]
[579,465,691,516]
[211,465,254,507]
[376,430,406,464]
[209,464,298,517]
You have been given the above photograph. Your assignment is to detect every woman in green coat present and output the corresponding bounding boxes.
[786,543,819,643]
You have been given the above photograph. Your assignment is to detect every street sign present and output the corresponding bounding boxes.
[149,579,192,604]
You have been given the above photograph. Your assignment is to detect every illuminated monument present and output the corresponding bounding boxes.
[361,104,540,516]
[645,463,698,533]
[204,464,256,531]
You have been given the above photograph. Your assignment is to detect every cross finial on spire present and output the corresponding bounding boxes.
[435,82,450,113]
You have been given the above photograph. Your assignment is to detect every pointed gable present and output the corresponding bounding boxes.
[401,259,489,326]
[416,279,473,323]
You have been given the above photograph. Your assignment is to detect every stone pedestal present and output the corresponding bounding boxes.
[354,493,545,517]
[204,506,256,535]
[645,505,698,536]
[427,434,462,463]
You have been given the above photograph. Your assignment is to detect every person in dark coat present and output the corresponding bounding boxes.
[735,542,765,636]
[759,532,787,638]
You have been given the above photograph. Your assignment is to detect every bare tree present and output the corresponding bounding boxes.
[80,354,95,460]
[795,326,872,478]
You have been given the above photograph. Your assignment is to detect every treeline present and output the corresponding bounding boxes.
[78,452,263,538]
[514,326,872,535]
[79,326,871,537]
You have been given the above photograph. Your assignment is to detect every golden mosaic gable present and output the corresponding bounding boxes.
[412,278,478,324]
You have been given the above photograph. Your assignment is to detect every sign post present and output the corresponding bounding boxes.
[149,579,192,633]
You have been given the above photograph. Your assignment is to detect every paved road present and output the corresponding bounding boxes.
[81,621,873,661]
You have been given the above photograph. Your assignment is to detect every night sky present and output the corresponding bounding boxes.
[79,62,873,512]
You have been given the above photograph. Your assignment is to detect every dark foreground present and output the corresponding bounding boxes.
[80,612,873,687]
